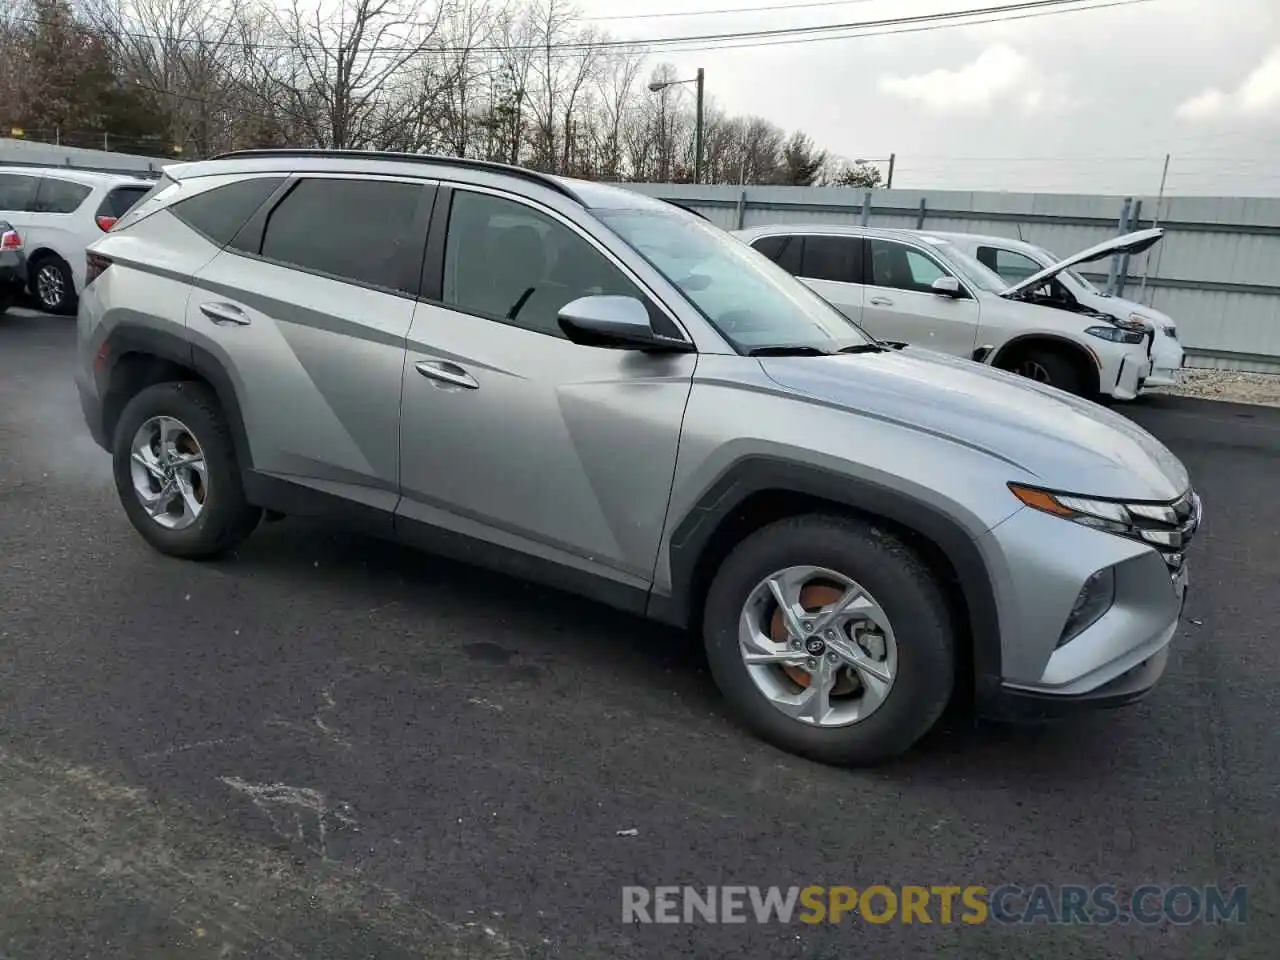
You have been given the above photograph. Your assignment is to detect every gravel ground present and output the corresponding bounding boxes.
[1150,367,1280,408]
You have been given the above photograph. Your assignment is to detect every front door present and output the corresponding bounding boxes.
[860,238,980,356]
[397,187,695,602]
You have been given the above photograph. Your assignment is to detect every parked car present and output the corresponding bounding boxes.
[926,230,1185,389]
[733,223,1162,401]
[0,166,154,314]
[76,151,1199,765]
[0,220,25,314]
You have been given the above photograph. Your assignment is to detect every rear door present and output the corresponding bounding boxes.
[0,173,40,237]
[185,174,433,515]
[795,234,865,323]
[861,238,980,356]
[748,233,865,323]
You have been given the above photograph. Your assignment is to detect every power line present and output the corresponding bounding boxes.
[12,0,1159,56]
[584,0,884,21]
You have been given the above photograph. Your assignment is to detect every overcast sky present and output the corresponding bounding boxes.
[577,0,1280,197]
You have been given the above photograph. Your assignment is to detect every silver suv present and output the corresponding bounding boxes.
[76,150,1201,765]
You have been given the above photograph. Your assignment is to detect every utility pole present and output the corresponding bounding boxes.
[1139,153,1171,302]
[694,67,705,185]
[886,152,896,189]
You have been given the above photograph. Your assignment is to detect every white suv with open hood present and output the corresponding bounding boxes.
[924,229,1184,389]
[734,224,1162,401]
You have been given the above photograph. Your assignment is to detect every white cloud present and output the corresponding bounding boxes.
[878,45,1044,113]
[1176,46,1280,120]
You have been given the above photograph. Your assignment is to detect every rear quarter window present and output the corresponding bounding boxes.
[168,176,287,246]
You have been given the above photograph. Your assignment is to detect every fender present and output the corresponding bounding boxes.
[652,455,1004,703]
[99,323,254,475]
[987,332,1101,372]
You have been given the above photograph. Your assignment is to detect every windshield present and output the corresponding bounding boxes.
[919,240,1008,294]
[1030,245,1101,293]
[595,208,873,352]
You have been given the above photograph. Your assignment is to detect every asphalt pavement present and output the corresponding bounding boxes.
[0,307,1276,959]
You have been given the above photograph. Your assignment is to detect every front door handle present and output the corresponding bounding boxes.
[869,296,894,307]
[415,360,478,390]
[200,302,251,326]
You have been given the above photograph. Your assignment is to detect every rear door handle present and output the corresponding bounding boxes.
[869,296,894,307]
[200,302,251,326]
[415,360,478,390]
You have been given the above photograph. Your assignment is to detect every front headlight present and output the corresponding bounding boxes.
[1008,483,1199,552]
[1086,325,1145,344]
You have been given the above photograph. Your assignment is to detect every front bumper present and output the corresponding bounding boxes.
[1097,345,1153,401]
[975,493,1198,719]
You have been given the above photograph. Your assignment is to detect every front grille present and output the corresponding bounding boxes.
[1127,491,1201,574]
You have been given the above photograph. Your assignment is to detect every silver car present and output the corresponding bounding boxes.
[75,150,1200,765]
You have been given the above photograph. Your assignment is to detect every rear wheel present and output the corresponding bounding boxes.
[702,515,956,766]
[30,255,77,315]
[112,381,261,558]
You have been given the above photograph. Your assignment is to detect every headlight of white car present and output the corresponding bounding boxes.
[1086,324,1145,344]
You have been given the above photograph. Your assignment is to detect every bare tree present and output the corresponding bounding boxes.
[253,0,447,150]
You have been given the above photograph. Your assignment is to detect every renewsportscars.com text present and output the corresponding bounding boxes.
[622,884,1247,926]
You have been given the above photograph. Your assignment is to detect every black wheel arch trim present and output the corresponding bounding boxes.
[98,323,253,474]
[652,455,1004,702]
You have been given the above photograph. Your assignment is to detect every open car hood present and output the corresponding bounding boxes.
[999,227,1164,299]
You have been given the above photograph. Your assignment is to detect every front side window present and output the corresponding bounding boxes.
[443,190,648,339]
[0,174,40,212]
[598,208,871,352]
[34,178,92,213]
[261,178,425,293]
[977,245,1042,283]
[868,239,955,294]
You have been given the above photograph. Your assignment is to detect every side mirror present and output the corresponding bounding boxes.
[557,295,693,352]
[931,276,962,298]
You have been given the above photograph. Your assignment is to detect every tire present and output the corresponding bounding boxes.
[1008,348,1087,396]
[702,515,956,766]
[30,254,77,315]
[112,381,261,559]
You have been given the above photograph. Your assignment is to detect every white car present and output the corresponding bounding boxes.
[926,230,1185,388]
[733,223,1161,401]
[0,166,154,314]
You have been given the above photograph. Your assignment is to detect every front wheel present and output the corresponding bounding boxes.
[702,515,957,766]
[1008,348,1087,396]
[112,381,261,559]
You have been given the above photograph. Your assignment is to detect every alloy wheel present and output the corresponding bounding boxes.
[36,264,65,310]
[737,565,898,727]
[128,416,209,530]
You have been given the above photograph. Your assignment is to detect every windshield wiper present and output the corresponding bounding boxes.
[746,344,831,357]
[836,343,888,354]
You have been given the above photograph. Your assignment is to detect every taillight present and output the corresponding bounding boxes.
[86,251,112,286]
[0,229,20,250]
[95,215,118,232]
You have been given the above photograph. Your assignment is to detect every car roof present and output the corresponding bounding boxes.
[923,230,1042,251]
[167,150,674,213]
[0,165,153,188]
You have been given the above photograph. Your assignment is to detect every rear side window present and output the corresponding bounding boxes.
[260,178,426,294]
[34,178,92,213]
[97,185,151,219]
[751,235,802,275]
[170,176,285,246]
[800,235,862,284]
[0,174,40,212]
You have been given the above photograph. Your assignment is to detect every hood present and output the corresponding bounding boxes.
[758,346,1189,501]
[1000,228,1164,299]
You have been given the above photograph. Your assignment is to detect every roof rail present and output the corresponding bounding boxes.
[209,149,582,202]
